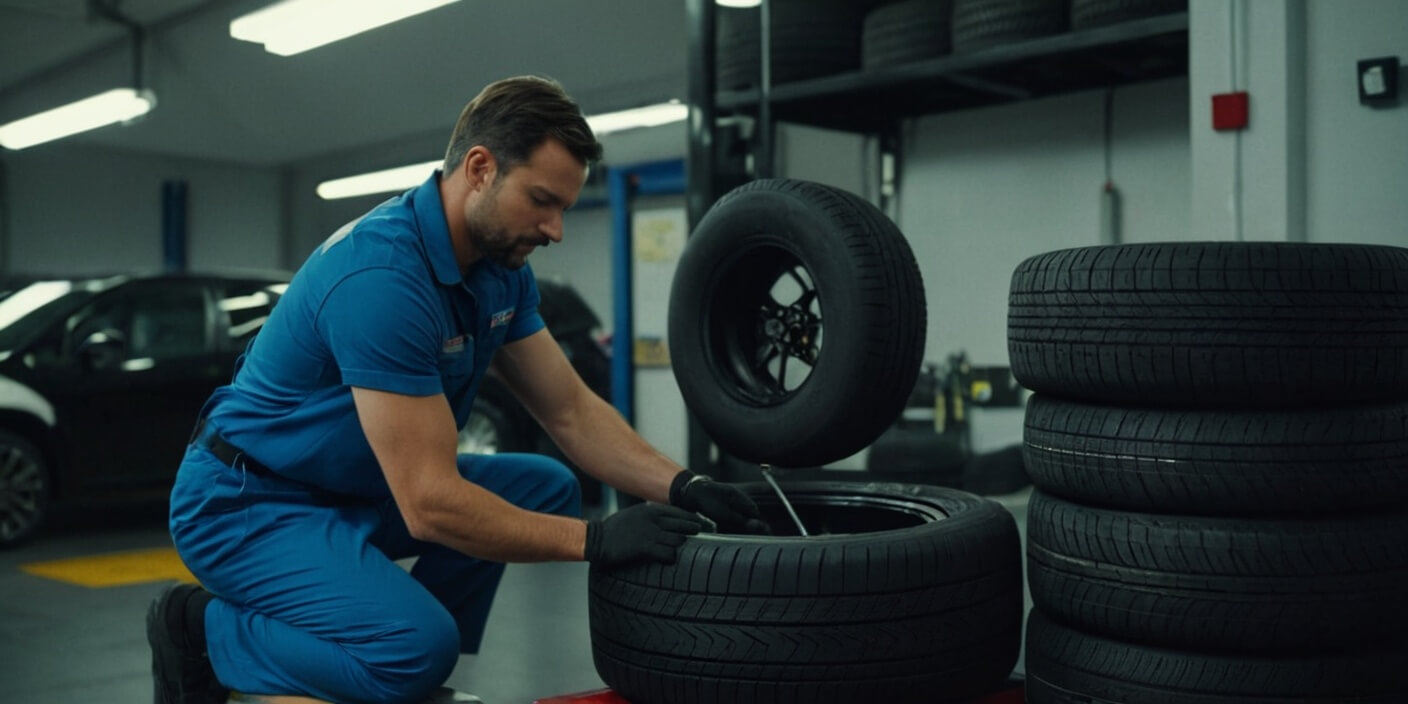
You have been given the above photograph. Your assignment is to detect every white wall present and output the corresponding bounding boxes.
[901,78,1191,367]
[1305,0,1408,246]
[1,143,283,275]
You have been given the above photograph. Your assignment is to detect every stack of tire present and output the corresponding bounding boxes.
[717,0,1186,93]
[1007,242,1408,703]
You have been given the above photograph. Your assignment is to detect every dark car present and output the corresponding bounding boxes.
[0,272,608,547]
[0,271,289,547]
[458,277,612,505]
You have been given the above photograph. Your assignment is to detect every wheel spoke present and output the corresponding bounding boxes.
[787,266,810,293]
[795,288,817,310]
[754,343,780,371]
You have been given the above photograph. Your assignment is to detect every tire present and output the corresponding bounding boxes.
[862,0,954,69]
[0,429,51,549]
[1007,242,1408,408]
[589,482,1022,704]
[1023,394,1408,515]
[1069,0,1185,31]
[864,426,968,486]
[668,179,926,468]
[1025,490,1408,653]
[1025,609,1408,703]
[951,0,1068,55]
[716,0,871,91]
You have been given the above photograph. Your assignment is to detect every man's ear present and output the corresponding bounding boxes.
[462,146,497,192]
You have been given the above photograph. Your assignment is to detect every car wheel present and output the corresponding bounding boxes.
[668,179,926,468]
[457,396,524,456]
[0,430,50,548]
[589,482,1022,704]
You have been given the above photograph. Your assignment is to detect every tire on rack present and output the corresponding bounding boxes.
[1007,242,1408,408]
[951,0,1068,54]
[668,179,926,468]
[1026,489,1408,653]
[862,0,954,69]
[0,429,51,549]
[1024,609,1408,704]
[1023,394,1408,515]
[716,0,871,91]
[1069,0,1186,31]
[589,482,1023,704]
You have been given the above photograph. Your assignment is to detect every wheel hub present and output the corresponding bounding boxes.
[760,303,820,364]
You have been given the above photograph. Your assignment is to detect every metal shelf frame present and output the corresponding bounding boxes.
[682,0,1189,476]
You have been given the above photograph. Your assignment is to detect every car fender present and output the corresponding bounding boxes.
[0,373,55,426]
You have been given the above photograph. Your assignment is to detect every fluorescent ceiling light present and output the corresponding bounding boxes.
[717,0,762,7]
[317,101,690,200]
[587,100,688,135]
[0,89,154,150]
[317,160,440,200]
[231,0,460,56]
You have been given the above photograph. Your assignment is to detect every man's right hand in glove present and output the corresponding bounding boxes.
[584,503,709,567]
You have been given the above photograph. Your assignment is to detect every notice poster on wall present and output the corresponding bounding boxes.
[631,207,688,368]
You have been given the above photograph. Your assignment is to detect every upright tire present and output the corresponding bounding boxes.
[716,0,870,91]
[589,483,1023,704]
[952,0,1067,54]
[862,0,954,68]
[1007,242,1408,408]
[1069,0,1186,30]
[668,179,925,468]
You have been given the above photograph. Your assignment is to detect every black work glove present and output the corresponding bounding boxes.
[669,471,770,534]
[585,503,708,567]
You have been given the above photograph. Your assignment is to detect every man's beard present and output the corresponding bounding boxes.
[466,201,547,270]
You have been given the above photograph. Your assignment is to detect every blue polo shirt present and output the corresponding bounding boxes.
[204,172,544,497]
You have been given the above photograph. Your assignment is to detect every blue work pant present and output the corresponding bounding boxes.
[168,445,581,704]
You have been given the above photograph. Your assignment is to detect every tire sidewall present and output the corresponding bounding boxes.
[668,190,872,464]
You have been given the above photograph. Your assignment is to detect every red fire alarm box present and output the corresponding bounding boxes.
[1212,92,1250,130]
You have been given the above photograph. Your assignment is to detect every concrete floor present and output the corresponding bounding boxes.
[0,487,1032,704]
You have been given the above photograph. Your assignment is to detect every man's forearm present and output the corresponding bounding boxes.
[545,392,680,504]
[412,473,588,562]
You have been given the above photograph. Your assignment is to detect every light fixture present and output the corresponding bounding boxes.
[717,0,762,7]
[0,89,155,150]
[0,1,153,151]
[586,100,689,135]
[231,0,461,56]
[317,101,690,200]
[316,160,441,200]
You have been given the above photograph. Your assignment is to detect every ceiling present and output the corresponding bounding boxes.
[0,0,690,166]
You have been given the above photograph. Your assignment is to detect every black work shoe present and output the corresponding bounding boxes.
[147,583,228,704]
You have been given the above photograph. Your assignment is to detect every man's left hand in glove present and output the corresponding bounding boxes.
[669,470,771,534]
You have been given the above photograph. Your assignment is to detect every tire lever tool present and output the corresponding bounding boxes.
[759,464,809,536]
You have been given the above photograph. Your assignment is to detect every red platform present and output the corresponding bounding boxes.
[534,684,1025,704]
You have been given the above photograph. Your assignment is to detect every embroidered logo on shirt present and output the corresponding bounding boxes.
[442,335,467,354]
[490,308,516,329]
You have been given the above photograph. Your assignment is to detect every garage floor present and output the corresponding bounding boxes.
[0,486,1032,703]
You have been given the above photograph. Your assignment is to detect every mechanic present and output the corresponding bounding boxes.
[147,75,768,704]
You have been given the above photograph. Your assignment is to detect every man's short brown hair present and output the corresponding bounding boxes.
[442,76,604,176]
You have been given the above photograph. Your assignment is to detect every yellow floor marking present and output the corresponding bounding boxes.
[20,547,197,588]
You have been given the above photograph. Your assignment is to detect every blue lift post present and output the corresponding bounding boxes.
[607,158,686,427]
[161,179,188,271]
